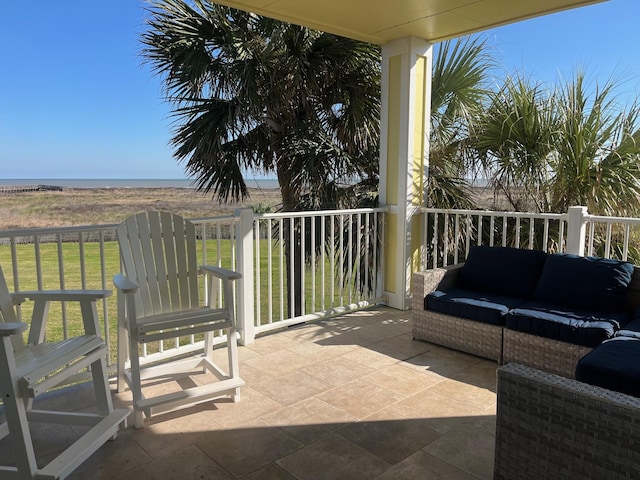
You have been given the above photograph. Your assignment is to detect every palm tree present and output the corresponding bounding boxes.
[549,73,640,217]
[142,0,380,317]
[471,71,640,257]
[473,71,640,217]
[428,36,496,210]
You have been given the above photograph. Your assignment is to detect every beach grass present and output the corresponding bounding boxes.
[0,186,282,230]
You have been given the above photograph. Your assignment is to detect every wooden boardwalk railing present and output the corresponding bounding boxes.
[0,185,63,194]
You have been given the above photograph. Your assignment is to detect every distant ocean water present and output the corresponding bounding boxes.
[0,178,280,189]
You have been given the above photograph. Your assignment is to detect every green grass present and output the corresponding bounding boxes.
[0,238,369,363]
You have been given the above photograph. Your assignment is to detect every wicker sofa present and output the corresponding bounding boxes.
[412,246,640,378]
[494,363,640,480]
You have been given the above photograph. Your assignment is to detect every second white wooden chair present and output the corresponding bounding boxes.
[114,211,244,428]
[0,266,128,479]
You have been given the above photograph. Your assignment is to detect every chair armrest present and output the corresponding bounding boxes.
[0,322,28,336]
[200,265,242,281]
[412,264,463,311]
[113,274,139,294]
[12,290,112,303]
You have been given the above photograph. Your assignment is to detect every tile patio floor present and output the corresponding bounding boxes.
[1,306,498,479]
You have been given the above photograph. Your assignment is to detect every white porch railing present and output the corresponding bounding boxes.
[0,207,385,365]
[1,204,639,367]
[419,205,640,268]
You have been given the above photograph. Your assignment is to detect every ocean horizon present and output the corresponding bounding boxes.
[0,178,280,189]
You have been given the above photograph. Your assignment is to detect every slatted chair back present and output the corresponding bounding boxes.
[116,211,201,318]
[0,266,25,353]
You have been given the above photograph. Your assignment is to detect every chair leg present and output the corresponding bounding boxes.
[204,330,215,372]
[226,327,241,403]
[128,330,146,429]
[116,296,129,393]
[0,337,38,477]
[91,355,115,416]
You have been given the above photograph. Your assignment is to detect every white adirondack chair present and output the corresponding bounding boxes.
[114,211,244,428]
[0,266,129,480]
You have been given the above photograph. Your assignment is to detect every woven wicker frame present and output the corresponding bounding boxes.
[495,363,640,480]
[502,329,592,379]
[413,264,640,376]
[412,267,503,363]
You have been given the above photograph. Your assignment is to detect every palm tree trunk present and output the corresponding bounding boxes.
[278,169,304,318]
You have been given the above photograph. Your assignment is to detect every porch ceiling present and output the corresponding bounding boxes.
[212,0,606,44]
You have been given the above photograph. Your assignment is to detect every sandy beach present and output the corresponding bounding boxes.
[0,187,282,231]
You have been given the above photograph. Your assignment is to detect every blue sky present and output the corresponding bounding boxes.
[1,0,638,180]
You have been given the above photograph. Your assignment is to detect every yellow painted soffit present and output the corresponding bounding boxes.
[213,0,606,44]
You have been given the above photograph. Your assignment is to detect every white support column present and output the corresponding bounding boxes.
[236,208,255,345]
[380,37,433,310]
[566,205,588,256]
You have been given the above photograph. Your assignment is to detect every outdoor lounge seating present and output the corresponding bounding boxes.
[0,266,128,479]
[494,362,640,480]
[413,245,640,378]
[114,211,244,428]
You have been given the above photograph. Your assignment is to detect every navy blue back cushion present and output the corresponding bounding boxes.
[505,301,627,347]
[457,246,547,299]
[534,254,634,313]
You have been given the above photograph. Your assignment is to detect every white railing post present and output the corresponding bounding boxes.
[236,208,255,345]
[566,206,588,256]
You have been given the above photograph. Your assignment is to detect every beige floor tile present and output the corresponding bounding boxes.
[338,417,442,464]
[111,444,233,480]
[252,370,332,405]
[280,322,337,342]
[374,451,478,480]
[235,362,277,386]
[201,386,285,427]
[380,389,484,434]
[286,340,356,361]
[428,378,497,410]
[239,463,298,479]
[11,307,505,479]
[129,410,221,459]
[364,363,442,397]
[246,332,302,355]
[244,348,315,376]
[401,349,483,378]
[67,430,152,480]
[341,347,400,370]
[423,419,496,480]
[301,355,376,386]
[369,334,435,360]
[197,419,302,477]
[262,396,356,444]
[449,360,500,391]
[277,433,390,480]
[315,378,406,419]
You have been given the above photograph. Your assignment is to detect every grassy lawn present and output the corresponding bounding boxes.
[0,237,364,364]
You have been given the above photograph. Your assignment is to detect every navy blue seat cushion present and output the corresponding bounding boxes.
[615,314,640,339]
[426,288,527,326]
[534,253,634,313]
[505,301,629,347]
[457,246,547,299]
[576,337,640,397]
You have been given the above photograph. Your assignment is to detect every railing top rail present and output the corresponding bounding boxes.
[421,207,567,220]
[0,223,120,237]
[586,214,640,224]
[0,215,240,238]
[190,215,239,224]
[256,207,387,219]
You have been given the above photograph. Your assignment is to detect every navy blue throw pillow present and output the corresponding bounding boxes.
[534,254,634,313]
[457,246,547,299]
